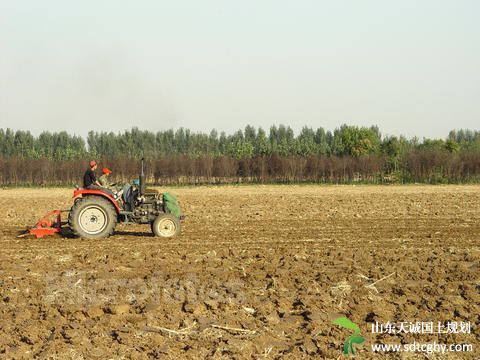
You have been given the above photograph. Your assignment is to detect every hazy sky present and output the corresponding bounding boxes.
[0,0,478,139]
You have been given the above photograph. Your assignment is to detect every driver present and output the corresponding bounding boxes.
[99,167,114,188]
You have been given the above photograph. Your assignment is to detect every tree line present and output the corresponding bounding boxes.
[0,126,479,185]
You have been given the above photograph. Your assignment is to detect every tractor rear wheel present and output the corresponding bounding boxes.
[69,196,117,239]
[151,213,181,238]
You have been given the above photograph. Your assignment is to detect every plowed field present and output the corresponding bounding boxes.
[0,185,478,359]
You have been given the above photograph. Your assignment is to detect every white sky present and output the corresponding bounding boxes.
[0,0,478,139]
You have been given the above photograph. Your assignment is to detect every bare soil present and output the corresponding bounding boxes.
[0,185,479,359]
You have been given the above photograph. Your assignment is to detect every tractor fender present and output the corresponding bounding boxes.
[72,189,121,213]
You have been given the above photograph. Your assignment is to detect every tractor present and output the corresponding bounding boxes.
[27,160,183,239]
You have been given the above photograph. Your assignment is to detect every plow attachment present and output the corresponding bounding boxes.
[25,210,66,239]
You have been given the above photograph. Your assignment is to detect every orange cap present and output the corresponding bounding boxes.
[89,160,97,167]
[102,167,112,175]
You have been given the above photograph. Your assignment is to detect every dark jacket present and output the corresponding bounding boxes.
[83,169,96,188]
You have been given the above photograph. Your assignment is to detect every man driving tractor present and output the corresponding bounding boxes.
[99,167,113,188]
[28,158,183,239]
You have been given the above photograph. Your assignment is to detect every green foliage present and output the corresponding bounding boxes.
[0,127,479,168]
[296,127,316,156]
[336,125,381,157]
[255,128,270,156]
[0,128,86,160]
[445,139,460,153]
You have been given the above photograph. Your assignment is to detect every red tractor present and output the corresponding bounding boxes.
[28,160,183,240]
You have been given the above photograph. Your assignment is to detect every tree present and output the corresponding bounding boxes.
[315,127,330,155]
[335,125,381,157]
[255,128,270,155]
[296,127,317,156]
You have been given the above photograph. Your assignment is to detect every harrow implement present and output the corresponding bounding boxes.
[25,209,66,239]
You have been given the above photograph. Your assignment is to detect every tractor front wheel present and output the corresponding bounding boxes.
[151,214,181,238]
[69,196,117,239]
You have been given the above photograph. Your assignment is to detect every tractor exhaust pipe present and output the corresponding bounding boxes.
[139,158,146,195]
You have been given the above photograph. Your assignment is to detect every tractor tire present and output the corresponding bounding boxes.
[151,213,181,238]
[68,196,117,239]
